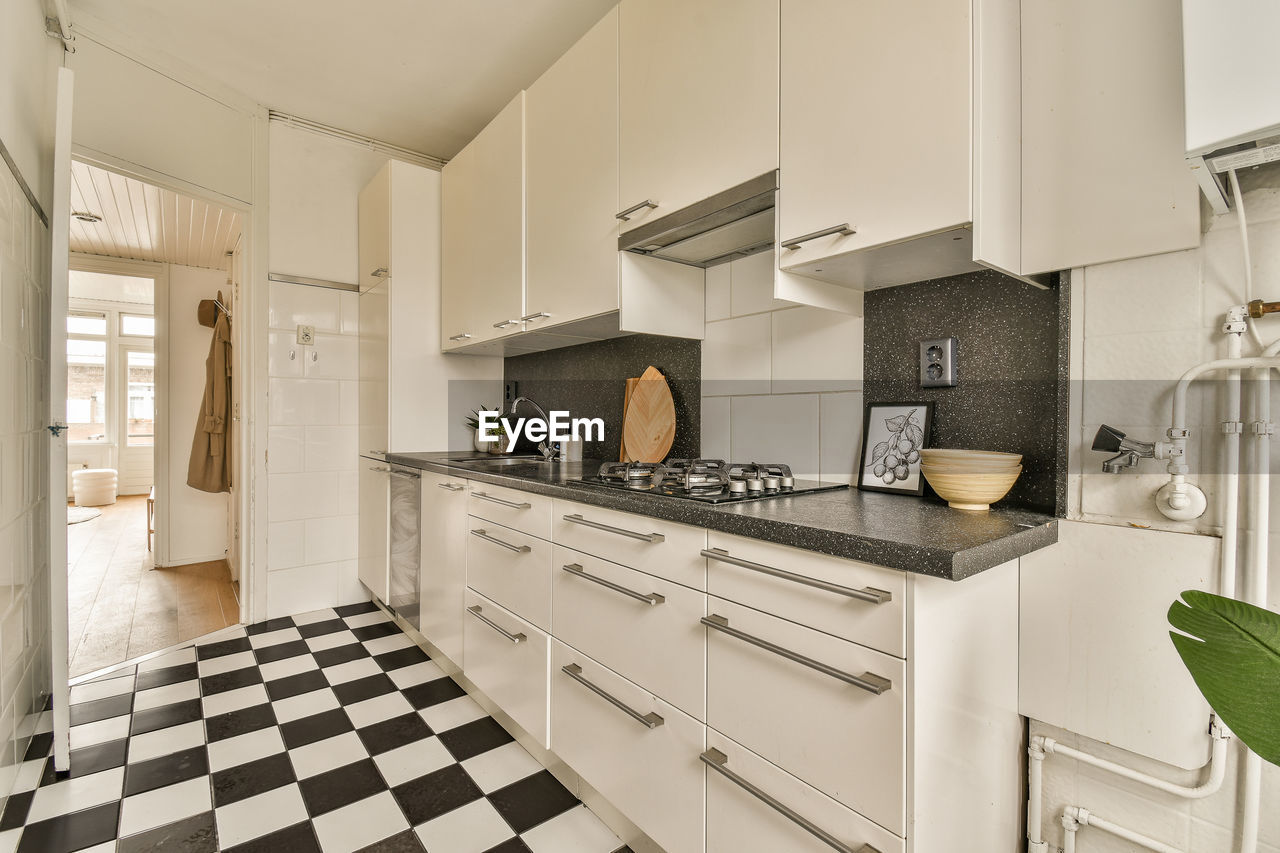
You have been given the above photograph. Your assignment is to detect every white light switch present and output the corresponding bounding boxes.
[296,325,315,345]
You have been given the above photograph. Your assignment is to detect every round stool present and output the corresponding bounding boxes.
[73,468,118,507]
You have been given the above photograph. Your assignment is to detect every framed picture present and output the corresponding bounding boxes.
[857,402,935,495]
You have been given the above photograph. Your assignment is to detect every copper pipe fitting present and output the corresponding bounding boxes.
[1247,299,1280,318]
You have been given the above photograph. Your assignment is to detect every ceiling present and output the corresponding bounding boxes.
[67,0,619,160]
[70,160,243,269]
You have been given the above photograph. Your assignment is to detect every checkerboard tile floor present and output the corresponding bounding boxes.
[0,602,631,853]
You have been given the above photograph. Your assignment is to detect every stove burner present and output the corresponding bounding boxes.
[728,462,796,490]
[596,461,666,489]
[584,458,843,504]
[656,459,731,493]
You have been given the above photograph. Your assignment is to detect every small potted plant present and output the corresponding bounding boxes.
[465,405,507,454]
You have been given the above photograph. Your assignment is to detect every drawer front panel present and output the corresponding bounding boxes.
[466,521,552,630]
[551,643,706,853]
[705,729,903,853]
[463,590,550,747]
[553,499,707,590]
[552,545,706,719]
[468,483,553,539]
[706,532,905,657]
[705,596,906,835]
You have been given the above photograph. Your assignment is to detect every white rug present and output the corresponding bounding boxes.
[67,507,102,524]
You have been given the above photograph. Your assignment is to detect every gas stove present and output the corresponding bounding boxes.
[582,459,848,504]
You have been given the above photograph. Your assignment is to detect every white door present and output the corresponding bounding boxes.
[48,66,75,773]
[116,344,155,494]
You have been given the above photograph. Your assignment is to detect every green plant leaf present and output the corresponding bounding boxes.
[1168,590,1280,766]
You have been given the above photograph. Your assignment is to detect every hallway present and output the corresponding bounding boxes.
[69,496,240,677]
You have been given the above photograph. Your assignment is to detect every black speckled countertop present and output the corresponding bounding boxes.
[384,452,1057,581]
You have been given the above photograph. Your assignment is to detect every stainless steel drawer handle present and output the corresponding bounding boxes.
[780,223,857,250]
[467,605,526,643]
[562,514,665,543]
[437,483,465,492]
[493,319,521,329]
[520,312,551,322]
[561,564,665,605]
[473,491,532,510]
[615,199,658,221]
[701,548,892,604]
[448,332,472,341]
[470,528,531,554]
[388,469,419,480]
[370,267,389,277]
[701,614,892,695]
[561,663,664,729]
[700,749,880,853]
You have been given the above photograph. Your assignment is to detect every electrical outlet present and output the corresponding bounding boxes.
[296,325,315,345]
[504,380,518,407]
[920,337,957,388]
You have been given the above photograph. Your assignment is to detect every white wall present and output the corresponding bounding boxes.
[700,251,864,480]
[0,0,60,213]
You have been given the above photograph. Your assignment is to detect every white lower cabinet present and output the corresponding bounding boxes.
[419,472,468,666]
[704,596,906,836]
[705,729,903,853]
[551,643,705,853]
[552,499,707,589]
[357,461,389,603]
[465,520,552,631]
[463,589,550,747]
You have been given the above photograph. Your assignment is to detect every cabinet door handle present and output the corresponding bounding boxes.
[388,469,419,480]
[493,319,520,329]
[701,548,891,604]
[561,663,664,729]
[701,614,892,695]
[470,528,531,553]
[370,267,389,277]
[780,223,857,250]
[473,491,531,509]
[520,312,551,322]
[700,748,880,853]
[615,199,658,221]
[561,563,665,605]
[437,483,465,492]
[448,333,472,341]
[467,605,526,643]
[562,513,664,543]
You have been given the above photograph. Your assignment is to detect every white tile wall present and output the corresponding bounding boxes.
[701,251,863,481]
[265,282,367,618]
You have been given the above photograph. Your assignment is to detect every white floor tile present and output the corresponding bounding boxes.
[414,797,515,853]
[287,731,369,779]
[118,775,212,837]
[272,687,340,724]
[373,737,455,788]
[306,631,359,653]
[69,714,131,750]
[136,647,197,673]
[128,720,206,764]
[198,650,257,678]
[207,726,287,774]
[197,626,246,644]
[33,712,53,735]
[388,661,445,690]
[78,843,115,853]
[133,680,200,712]
[290,608,339,626]
[363,633,414,655]
[69,674,135,705]
[312,791,408,853]
[420,696,488,734]
[321,657,381,685]
[344,610,391,629]
[9,759,47,794]
[0,828,20,853]
[249,626,303,648]
[258,654,318,682]
[215,783,309,849]
[202,683,270,718]
[345,691,413,729]
[521,805,622,853]
[26,767,125,822]
[461,741,545,794]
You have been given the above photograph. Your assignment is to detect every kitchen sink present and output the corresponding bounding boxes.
[447,455,552,467]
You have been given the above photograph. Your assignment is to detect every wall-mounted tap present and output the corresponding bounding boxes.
[507,396,559,461]
[1091,425,1157,473]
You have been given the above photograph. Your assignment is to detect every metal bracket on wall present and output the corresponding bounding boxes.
[267,272,359,293]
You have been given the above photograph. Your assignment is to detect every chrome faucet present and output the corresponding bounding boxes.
[507,396,559,461]
[1091,425,1156,473]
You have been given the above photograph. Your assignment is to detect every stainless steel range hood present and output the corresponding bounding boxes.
[618,171,777,268]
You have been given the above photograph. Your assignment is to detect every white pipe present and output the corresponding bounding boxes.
[1065,807,1187,853]
[50,0,73,49]
[1229,170,1266,350]
[1171,357,1280,433]
[1027,742,1047,852]
[1222,323,1245,599]
[1037,729,1228,800]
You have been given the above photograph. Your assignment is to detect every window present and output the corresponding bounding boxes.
[120,314,155,337]
[66,338,107,441]
[67,312,107,336]
[125,350,155,446]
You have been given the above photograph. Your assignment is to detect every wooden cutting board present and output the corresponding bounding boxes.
[619,377,639,461]
[622,366,676,463]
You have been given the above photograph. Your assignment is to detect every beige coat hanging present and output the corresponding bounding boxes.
[187,297,232,493]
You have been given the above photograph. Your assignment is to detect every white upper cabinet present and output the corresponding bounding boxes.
[617,0,779,233]
[525,7,620,328]
[441,92,526,350]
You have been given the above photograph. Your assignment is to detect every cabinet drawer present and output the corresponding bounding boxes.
[551,643,705,853]
[552,545,706,719]
[706,729,903,853]
[706,532,905,657]
[463,590,550,747]
[705,596,905,835]
[553,499,706,590]
[469,484,553,540]
[466,522,552,631]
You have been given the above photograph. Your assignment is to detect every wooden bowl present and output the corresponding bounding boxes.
[919,448,1022,468]
[919,465,1022,511]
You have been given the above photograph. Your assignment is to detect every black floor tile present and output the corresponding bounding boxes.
[331,673,396,706]
[212,752,296,807]
[482,839,532,853]
[135,662,200,692]
[200,666,264,696]
[68,692,134,726]
[131,698,203,736]
[117,810,217,853]
[299,758,386,817]
[437,716,514,762]
[280,708,353,750]
[125,745,209,797]
[356,829,426,853]
[16,801,119,853]
[335,601,379,618]
[0,789,33,831]
[23,732,53,762]
[265,669,329,701]
[352,621,398,642]
[253,639,310,665]
[223,820,321,853]
[391,763,484,826]
[356,713,433,756]
[41,739,129,785]
[195,636,253,660]
[205,703,278,742]
[488,770,580,834]
[313,642,369,669]
[245,617,295,636]
[401,677,466,710]
[373,646,429,671]
[297,618,347,639]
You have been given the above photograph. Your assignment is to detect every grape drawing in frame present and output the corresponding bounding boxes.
[857,402,935,495]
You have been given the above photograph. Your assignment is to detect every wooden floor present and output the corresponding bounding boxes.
[67,495,239,677]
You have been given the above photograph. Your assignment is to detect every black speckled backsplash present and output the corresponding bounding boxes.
[503,334,701,461]
[864,269,1069,515]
